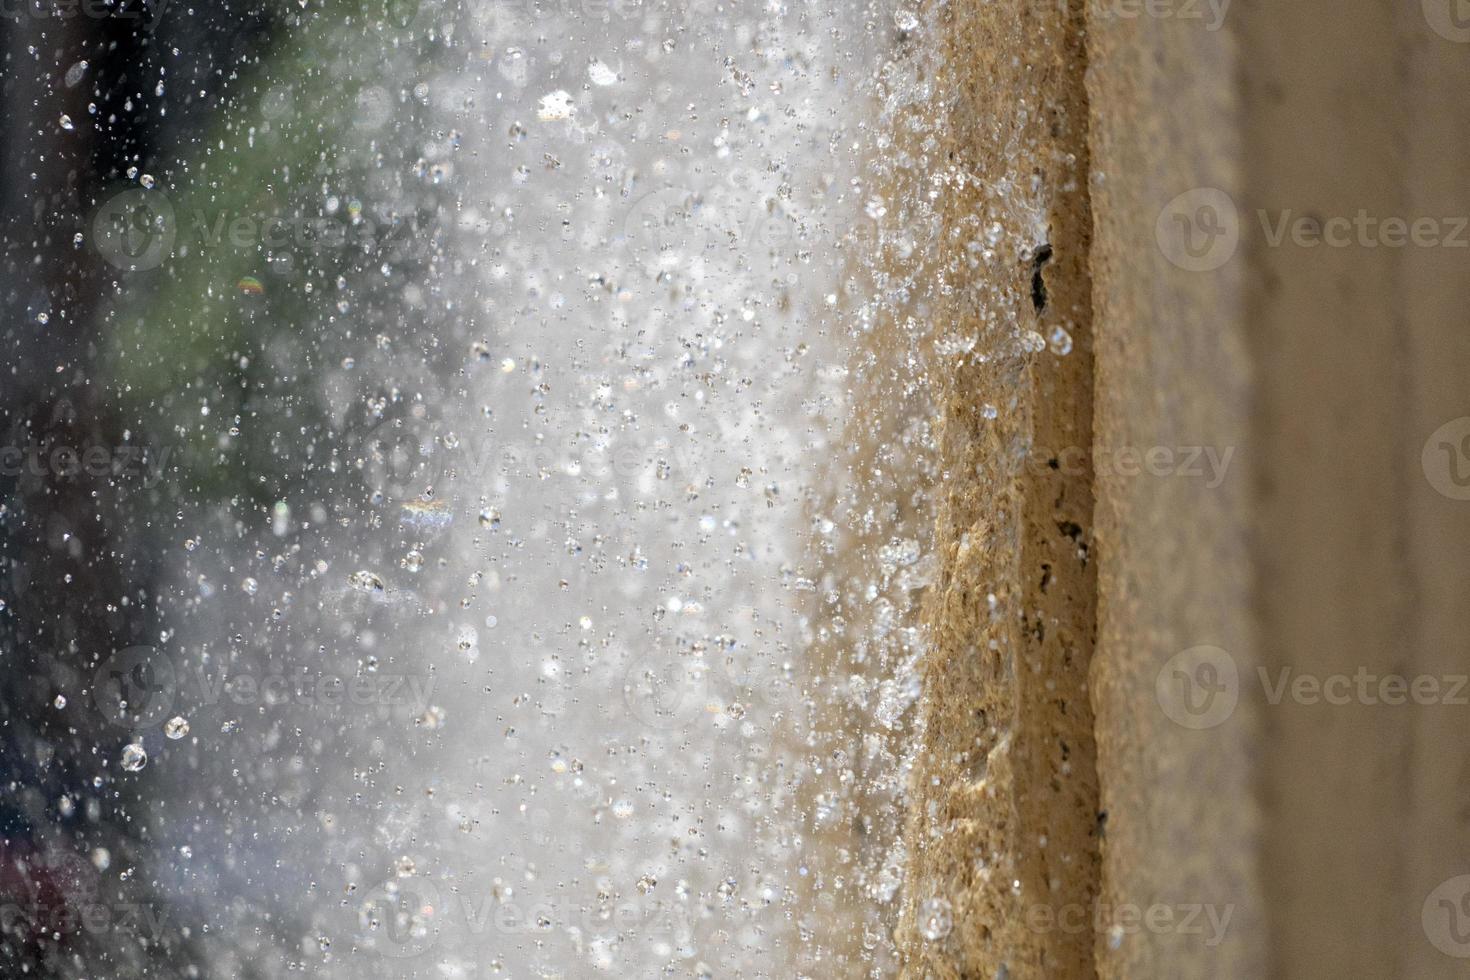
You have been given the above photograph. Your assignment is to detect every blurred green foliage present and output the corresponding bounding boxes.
[104,0,452,505]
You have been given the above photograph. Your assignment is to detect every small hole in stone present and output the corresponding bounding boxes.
[1030,243,1053,312]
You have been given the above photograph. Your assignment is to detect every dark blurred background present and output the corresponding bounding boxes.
[0,2,453,974]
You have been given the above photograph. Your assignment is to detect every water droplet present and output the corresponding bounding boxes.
[588,61,618,86]
[349,570,386,595]
[536,90,575,121]
[53,695,66,709]
[59,114,74,131]
[936,332,978,357]
[1048,325,1074,355]
[919,897,953,940]
[165,716,189,740]
[120,742,147,772]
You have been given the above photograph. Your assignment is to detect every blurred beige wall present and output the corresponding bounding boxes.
[1088,1,1470,977]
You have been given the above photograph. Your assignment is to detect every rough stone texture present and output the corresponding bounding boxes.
[818,1,1470,976]
[891,0,1103,976]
